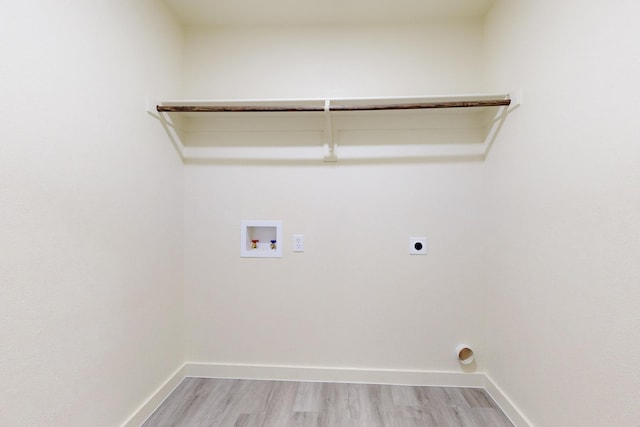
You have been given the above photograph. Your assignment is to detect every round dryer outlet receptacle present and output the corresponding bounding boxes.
[409,237,427,255]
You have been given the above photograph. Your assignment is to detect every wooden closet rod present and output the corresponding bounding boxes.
[156,98,511,113]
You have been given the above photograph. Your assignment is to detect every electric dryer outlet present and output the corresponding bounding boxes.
[409,237,427,255]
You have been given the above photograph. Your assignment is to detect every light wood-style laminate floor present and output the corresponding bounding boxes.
[142,378,514,427]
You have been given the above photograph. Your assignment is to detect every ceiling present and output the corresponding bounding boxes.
[162,0,496,26]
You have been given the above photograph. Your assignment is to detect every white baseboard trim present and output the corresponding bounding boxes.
[483,374,533,427]
[123,363,531,427]
[185,362,485,388]
[122,363,187,427]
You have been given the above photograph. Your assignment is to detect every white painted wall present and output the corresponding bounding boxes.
[483,1,640,425]
[185,163,486,370]
[0,2,184,426]
[183,21,484,99]
[183,22,489,373]
[7,2,638,424]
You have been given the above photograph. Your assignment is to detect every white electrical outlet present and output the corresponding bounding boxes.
[293,234,304,252]
[409,237,427,255]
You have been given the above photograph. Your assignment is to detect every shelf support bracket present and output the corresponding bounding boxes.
[323,100,337,162]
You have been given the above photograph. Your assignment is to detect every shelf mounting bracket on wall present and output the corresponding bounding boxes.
[323,100,337,162]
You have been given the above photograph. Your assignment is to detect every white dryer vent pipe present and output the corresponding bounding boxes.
[456,344,474,365]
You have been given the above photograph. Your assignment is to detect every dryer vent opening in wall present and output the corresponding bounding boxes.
[240,220,283,258]
[456,344,474,365]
